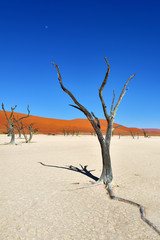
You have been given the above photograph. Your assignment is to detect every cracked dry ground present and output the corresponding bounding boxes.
[0,135,160,240]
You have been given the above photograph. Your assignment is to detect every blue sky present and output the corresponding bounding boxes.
[0,0,160,128]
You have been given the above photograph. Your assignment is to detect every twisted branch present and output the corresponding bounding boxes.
[112,125,122,131]
[113,74,136,117]
[2,103,17,122]
[14,105,30,123]
[91,112,100,129]
[99,57,110,121]
[10,105,17,119]
[69,104,86,115]
[111,89,115,114]
[52,62,101,134]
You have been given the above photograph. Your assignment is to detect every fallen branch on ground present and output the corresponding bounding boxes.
[106,184,160,236]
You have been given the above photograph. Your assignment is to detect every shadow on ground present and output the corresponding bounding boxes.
[38,162,99,181]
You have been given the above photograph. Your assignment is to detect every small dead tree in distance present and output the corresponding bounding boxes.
[2,104,17,143]
[52,58,135,186]
[28,123,38,142]
[2,103,30,144]
[130,130,135,139]
[143,129,149,138]
[21,122,38,143]
[21,122,28,143]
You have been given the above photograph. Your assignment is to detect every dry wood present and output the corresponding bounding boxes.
[106,184,160,236]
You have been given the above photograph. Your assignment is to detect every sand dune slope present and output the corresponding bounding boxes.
[0,135,160,239]
[0,110,145,135]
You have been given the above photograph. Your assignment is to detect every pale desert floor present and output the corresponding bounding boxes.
[0,134,160,240]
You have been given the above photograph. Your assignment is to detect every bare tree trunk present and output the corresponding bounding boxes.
[98,119,113,183]
[28,132,33,143]
[8,124,12,136]
[10,124,15,144]
[72,131,75,136]
[8,119,15,144]
[143,129,148,138]
[28,127,38,143]
[16,120,22,138]
[7,130,11,136]
[99,144,113,183]
[130,131,135,139]
[18,129,22,138]
[21,123,29,143]
[21,122,38,143]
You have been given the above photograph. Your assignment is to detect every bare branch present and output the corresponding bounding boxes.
[20,121,25,134]
[113,74,136,116]
[12,116,18,129]
[21,121,28,142]
[17,119,23,130]
[2,103,17,123]
[107,184,160,236]
[99,57,110,121]
[112,125,122,131]
[69,104,86,115]
[51,63,88,113]
[14,105,30,123]
[110,89,115,114]
[52,62,100,132]
[33,128,38,133]
[2,103,9,122]
[10,105,17,119]
[91,112,101,129]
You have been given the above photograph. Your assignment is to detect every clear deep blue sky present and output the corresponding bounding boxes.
[0,0,160,128]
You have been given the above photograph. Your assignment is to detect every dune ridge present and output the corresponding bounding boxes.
[0,110,159,136]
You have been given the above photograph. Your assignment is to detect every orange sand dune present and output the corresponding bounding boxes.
[0,110,157,136]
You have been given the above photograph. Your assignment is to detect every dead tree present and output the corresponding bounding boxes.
[130,130,135,139]
[67,130,70,136]
[52,59,160,235]
[2,104,17,143]
[72,130,75,136]
[2,103,30,144]
[52,58,135,185]
[28,123,38,142]
[142,129,149,138]
[21,122,38,143]
[21,122,28,143]
[63,129,66,136]
[76,130,79,136]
